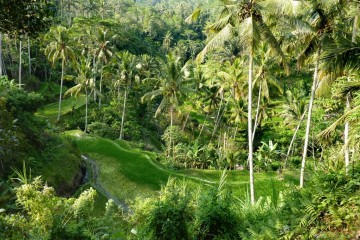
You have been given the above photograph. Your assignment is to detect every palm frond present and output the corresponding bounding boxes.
[185,7,201,24]
[207,14,232,33]
[318,104,360,139]
[155,98,168,117]
[141,89,163,103]
[340,81,360,96]
[321,36,360,72]
[297,37,317,68]
[196,23,233,63]
[259,19,290,74]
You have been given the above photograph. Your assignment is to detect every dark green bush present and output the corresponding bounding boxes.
[193,189,240,240]
[147,179,190,240]
[87,122,117,139]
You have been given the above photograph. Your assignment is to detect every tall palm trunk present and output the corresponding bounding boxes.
[99,65,103,107]
[248,49,255,205]
[19,39,22,88]
[344,97,350,173]
[85,85,88,132]
[252,84,262,142]
[182,113,190,131]
[285,107,308,169]
[93,56,97,102]
[211,95,224,138]
[57,59,65,121]
[197,112,209,141]
[169,105,174,159]
[0,33,2,76]
[6,40,14,77]
[300,48,320,188]
[28,37,31,75]
[344,15,358,174]
[119,87,128,140]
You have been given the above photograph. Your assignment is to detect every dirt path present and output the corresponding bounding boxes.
[81,155,129,212]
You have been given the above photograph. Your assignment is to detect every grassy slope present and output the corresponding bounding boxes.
[36,95,86,122]
[66,130,298,203]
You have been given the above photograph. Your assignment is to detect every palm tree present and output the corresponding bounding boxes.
[62,0,80,26]
[252,43,284,141]
[319,31,360,173]
[196,0,287,204]
[45,26,75,121]
[64,57,93,132]
[82,0,99,17]
[93,28,113,108]
[293,0,348,187]
[115,51,137,140]
[142,55,193,159]
[18,37,22,88]
[0,33,2,76]
[162,31,172,53]
[343,4,358,174]
[281,89,308,168]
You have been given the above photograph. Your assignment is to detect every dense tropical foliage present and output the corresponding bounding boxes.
[0,0,360,239]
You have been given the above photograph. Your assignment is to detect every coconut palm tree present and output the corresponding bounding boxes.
[252,43,284,141]
[45,26,75,121]
[142,54,193,159]
[93,28,113,108]
[281,89,308,167]
[82,0,99,17]
[115,51,138,140]
[0,33,2,76]
[18,37,22,88]
[64,57,93,132]
[292,0,349,187]
[318,29,360,173]
[196,0,288,204]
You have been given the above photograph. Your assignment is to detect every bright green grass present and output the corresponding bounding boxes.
[38,82,63,95]
[36,95,86,121]
[66,130,299,203]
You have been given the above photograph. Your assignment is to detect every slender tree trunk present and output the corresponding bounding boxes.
[99,65,103,107]
[6,40,14,77]
[57,60,65,121]
[0,33,2,76]
[248,50,255,204]
[344,97,350,174]
[28,37,31,76]
[169,105,174,159]
[93,56,97,102]
[212,96,230,140]
[284,107,308,169]
[119,87,128,140]
[300,49,320,188]
[212,95,224,138]
[182,113,189,131]
[197,112,209,140]
[85,85,88,132]
[60,0,63,20]
[233,125,238,140]
[344,15,358,174]
[252,84,262,142]
[19,39,22,88]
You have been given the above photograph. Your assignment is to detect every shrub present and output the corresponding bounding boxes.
[87,122,117,139]
[192,188,240,240]
[131,178,191,240]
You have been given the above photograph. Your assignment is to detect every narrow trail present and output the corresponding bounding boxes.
[81,155,129,212]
